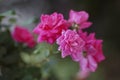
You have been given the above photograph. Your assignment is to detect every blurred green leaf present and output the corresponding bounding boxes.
[0,10,16,16]
[0,47,6,56]
[40,57,59,80]
[33,42,51,54]
[20,17,37,26]
[0,10,16,23]
[52,57,79,80]
[33,17,39,23]
[0,10,16,22]
[1,52,20,65]
[9,18,17,23]
[21,52,31,64]
[21,51,49,66]
[22,75,33,80]
[21,43,52,66]
[0,29,21,65]
[88,67,105,80]
[0,29,14,47]
[0,15,5,22]
[22,67,41,80]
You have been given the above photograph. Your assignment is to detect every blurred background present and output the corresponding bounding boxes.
[0,0,120,80]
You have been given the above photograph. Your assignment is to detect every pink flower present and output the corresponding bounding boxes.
[33,12,69,44]
[78,31,105,72]
[12,26,36,48]
[57,30,85,61]
[68,10,92,29]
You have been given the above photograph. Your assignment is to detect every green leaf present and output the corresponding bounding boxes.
[21,43,51,66]
[52,57,79,80]
[21,52,31,64]
[0,10,16,16]
[0,15,5,22]
[22,75,33,80]
[0,29,15,47]
[9,18,17,23]
[21,51,49,66]
[88,67,105,80]
[32,49,49,63]
[0,10,16,22]
[33,17,39,23]
[0,47,6,58]
[1,52,20,65]
[33,43,51,54]
[20,17,36,26]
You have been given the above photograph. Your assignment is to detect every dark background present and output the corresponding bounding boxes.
[0,0,120,80]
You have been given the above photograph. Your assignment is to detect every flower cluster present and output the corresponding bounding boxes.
[32,10,105,73]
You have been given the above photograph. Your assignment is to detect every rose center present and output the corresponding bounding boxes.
[72,22,79,31]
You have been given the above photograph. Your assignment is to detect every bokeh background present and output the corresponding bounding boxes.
[0,0,120,80]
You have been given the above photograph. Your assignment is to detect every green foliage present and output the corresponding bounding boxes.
[0,28,21,80]
[0,10,16,16]
[0,29,20,65]
[88,67,105,80]
[0,27,42,80]
[21,43,51,66]
[52,57,79,80]
[0,10,36,25]
[9,18,17,24]
[20,42,80,80]
[0,16,5,22]
[20,17,39,26]
[0,10,43,80]
[0,10,16,22]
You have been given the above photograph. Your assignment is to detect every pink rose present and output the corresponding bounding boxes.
[57,30,85,61]
[12,26,36,48]
[33,12,69,44]
[68,10,92,30]
[79,31,105,72]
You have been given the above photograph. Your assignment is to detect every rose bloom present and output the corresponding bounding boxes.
[68,10,92,30]
[57,30,85,61]
[78,31,105,72]
[12,26,36,48]
[33,12,69,44]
